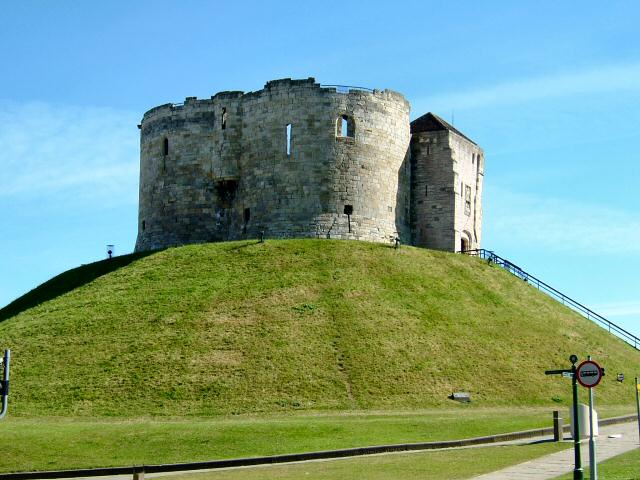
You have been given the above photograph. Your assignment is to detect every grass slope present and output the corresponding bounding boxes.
[0,250,153,322]
[1,239,638,417]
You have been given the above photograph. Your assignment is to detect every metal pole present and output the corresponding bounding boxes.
[587,356,597,480]
[0,349,10,419]
[636,377,640,445]
[572,358,584,480]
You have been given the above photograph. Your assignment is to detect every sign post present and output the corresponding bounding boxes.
[588,386,597,480]
[576,357,602,480]
[545,354,583,480]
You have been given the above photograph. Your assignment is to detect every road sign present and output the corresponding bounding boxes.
[576,360,603,388]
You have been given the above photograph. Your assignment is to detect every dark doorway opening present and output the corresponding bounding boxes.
[461,237,469,253]
[215,179,238,208]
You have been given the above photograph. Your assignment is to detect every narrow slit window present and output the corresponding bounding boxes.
[221,107,227,130]
[244,207,251,223]
[286,124,292,156]
[142,220,146,231]
[465,185,472,216]
[163,137,169,156]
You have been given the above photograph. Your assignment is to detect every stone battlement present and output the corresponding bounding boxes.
[135,78,483,253]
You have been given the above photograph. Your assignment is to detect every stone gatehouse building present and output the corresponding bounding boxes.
[135,78,484,253]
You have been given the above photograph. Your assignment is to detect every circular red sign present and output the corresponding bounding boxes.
[576,360,603,388]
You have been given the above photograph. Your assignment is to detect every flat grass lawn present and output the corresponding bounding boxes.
[554,448,640,479]
[167,443,571,480]
[0,407,632,473]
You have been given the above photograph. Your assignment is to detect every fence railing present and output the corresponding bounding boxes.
[463,249,640,351]
[320,84,375,93]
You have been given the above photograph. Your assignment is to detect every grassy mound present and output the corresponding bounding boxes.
[1,239,637,417]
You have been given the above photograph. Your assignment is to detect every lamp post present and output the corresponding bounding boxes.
[546,354,582,480]
[0,349,10,419]
[636,377,640,445]
[569,354,583,480]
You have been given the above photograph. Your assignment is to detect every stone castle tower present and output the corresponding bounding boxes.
[135,78,484,253]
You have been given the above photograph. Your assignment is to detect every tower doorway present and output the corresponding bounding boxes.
[460,237,469,253]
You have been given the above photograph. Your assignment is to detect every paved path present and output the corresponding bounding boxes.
[471,421,639,480]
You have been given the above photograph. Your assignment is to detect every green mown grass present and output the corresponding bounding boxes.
[0,408,567,472]
[1,239,638,417]
[554,447,640,479]
[1,406,634,472]
[167,443,571,480]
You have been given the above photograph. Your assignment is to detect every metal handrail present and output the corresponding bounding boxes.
[463,249,640,351]
[320,84,375,93]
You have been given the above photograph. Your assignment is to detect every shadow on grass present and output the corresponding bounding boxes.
[0,250,158,323]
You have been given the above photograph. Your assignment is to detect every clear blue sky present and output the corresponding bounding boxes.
[1,1,638,338]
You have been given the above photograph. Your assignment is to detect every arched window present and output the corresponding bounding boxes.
[163,137,169,156]
[336,114,354,138]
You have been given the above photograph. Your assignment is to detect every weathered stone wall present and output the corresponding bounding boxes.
[136,92,244,251]
[410,130,483,251]
[450,133,484,252]
[410,130,455,250]
[135,78,411,251]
